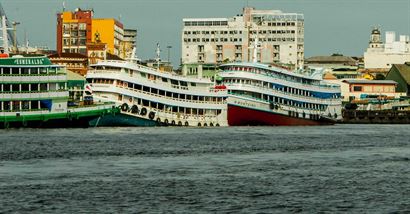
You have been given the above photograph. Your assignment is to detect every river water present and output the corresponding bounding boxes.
[0,124,409,213]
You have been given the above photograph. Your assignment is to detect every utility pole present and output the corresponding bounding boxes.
[12,21,20,53]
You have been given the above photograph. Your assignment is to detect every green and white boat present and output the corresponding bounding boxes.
[0,54,117,128]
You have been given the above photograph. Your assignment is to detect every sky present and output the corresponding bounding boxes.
[2,0,410,67]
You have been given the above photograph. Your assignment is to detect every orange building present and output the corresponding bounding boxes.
[56,8,124,57]
[91,19,124,57]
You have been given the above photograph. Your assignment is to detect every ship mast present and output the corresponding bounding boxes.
[156,43,161,71]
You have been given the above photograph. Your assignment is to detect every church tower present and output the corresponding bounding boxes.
[369,27,382,48]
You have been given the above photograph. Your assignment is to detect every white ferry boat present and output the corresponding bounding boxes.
[219,63,342,126]
[86,56,228,127]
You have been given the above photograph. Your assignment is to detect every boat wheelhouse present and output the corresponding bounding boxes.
[86,60,228,127]
[219,62,342,126]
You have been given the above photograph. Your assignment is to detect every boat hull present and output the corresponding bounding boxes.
[1,115,102,129]
[89,113,159,127]
[228,104,335,126]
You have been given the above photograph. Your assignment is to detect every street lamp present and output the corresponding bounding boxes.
[12,21,20,53]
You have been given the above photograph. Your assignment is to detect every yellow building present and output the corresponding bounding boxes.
[92,19,124,57]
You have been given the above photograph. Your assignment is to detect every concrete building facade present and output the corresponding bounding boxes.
[122,29,137,59]
[364,28,410,69]
[181,7,304,77]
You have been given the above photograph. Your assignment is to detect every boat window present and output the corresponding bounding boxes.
[140,72,146,78]
[171,79,179,85]
[191,82,196,86]
[180,81,188,87]
[180,94,186,99]
[11,67,19,75]
[159,90,165,96]
[134,84,142,90]
[143,86,150,93]
[162,77,168,82]
[142,99,149,107]
[173,93,178,98]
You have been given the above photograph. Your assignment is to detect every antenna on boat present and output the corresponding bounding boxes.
[156,43,161,71]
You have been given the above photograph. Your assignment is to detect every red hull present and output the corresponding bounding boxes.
[228,104,334,126]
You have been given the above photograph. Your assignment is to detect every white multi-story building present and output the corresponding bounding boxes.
[181,7,304,78]
[364,28,410,69]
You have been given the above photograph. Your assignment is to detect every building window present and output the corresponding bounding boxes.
[353,86,362,92]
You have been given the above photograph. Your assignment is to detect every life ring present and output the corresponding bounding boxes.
[178,121,182,126]
[171,120,176,125]
[148,112,155,120]
[140,107,147,116]
[156,118,161,123]
[22,120,28,127]
[184,121,189,126]
[121,103,129,112]
[164,119,169,124]
[131,105,139,114]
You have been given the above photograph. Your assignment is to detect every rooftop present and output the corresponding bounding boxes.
[342,79,397,85]
[390,63,410,84]
[305,56,357,65]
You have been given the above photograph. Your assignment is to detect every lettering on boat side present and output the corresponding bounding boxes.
[14,58,45,65]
